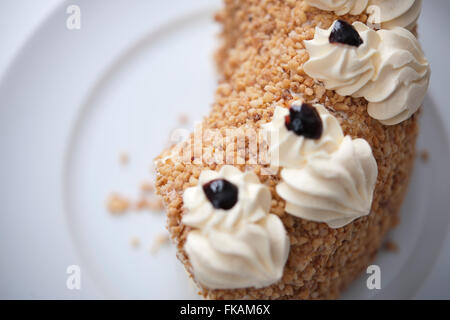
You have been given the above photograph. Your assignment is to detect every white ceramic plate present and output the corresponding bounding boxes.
[0,0,449,299]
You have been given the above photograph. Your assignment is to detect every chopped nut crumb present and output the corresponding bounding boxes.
[178,113,190,125]
[384,240,399,252]
[150,233,170,255]
[107,193,130,215]
[419,150,429,163]
[134,197,149,211]
[106,182,163,214]
[147,198,164,211]
[334,103,349,111]
[130,236,141,248]
[119,152,129,166]
[132,196,163,212]
[305,88,314,96]
[140,182,155,193]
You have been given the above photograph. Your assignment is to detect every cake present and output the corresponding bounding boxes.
[155,0,429,299]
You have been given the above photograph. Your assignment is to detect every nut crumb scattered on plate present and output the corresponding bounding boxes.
[419,150,430,163]
[140,182,155,193]
[384,240,399,252]
[119,152,129,166]
[106,193,130,215]
[150,233,170,255]
[130,236,141,248]
[178,113,190,125]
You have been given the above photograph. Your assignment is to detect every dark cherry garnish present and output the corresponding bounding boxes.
[285,103,323,140]
[203,179,238,210]
[329,20,363,47]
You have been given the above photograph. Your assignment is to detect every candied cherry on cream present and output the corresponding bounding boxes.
[285,103,323,140]
[329,20,363,47]
[202,179,238,210]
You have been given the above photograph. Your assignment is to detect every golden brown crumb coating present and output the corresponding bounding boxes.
[155,0,419,299]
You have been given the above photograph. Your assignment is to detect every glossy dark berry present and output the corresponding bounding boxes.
[203,179,238,210]
[285,103,323,139]
[329,20,363,47]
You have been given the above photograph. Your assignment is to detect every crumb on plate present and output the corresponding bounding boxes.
[107,193,130,215]
[178,113,190,125]
[119,152,129,166]
[150,233,170,255]
[384,240,399,252]
[419,150,429,163]
[130,236,141,248]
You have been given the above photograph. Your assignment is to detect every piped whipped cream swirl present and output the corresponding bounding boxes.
[263,104,344,168]
[266,105,378,228]
[277,136,378,228]
[304,21,430,125]
[305,0,422,31]
[183,165,289,289]
[306,0,368,16]
[367,0,422,31]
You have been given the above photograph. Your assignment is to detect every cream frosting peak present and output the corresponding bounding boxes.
[304,21,430,125]
[304,22,380,97]
[185,215,289,289]
[277,137,378,228]
[362,26,430,125]
[306,0,368,16]
[266,104,378,228]
[367,0,421,31]
[305,0,422,31]
[183,165,289,289]
[263,104,344,168]
[183,165,271,232]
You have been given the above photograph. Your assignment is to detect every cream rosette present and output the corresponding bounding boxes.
[367,0,422,31]
[304,21,430,125]
[182,165,290,289]
[265,104,378,228]
[277,137,378,228]
[263,104,344,168]
[305,0,368,16]
[305,0,422,31]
